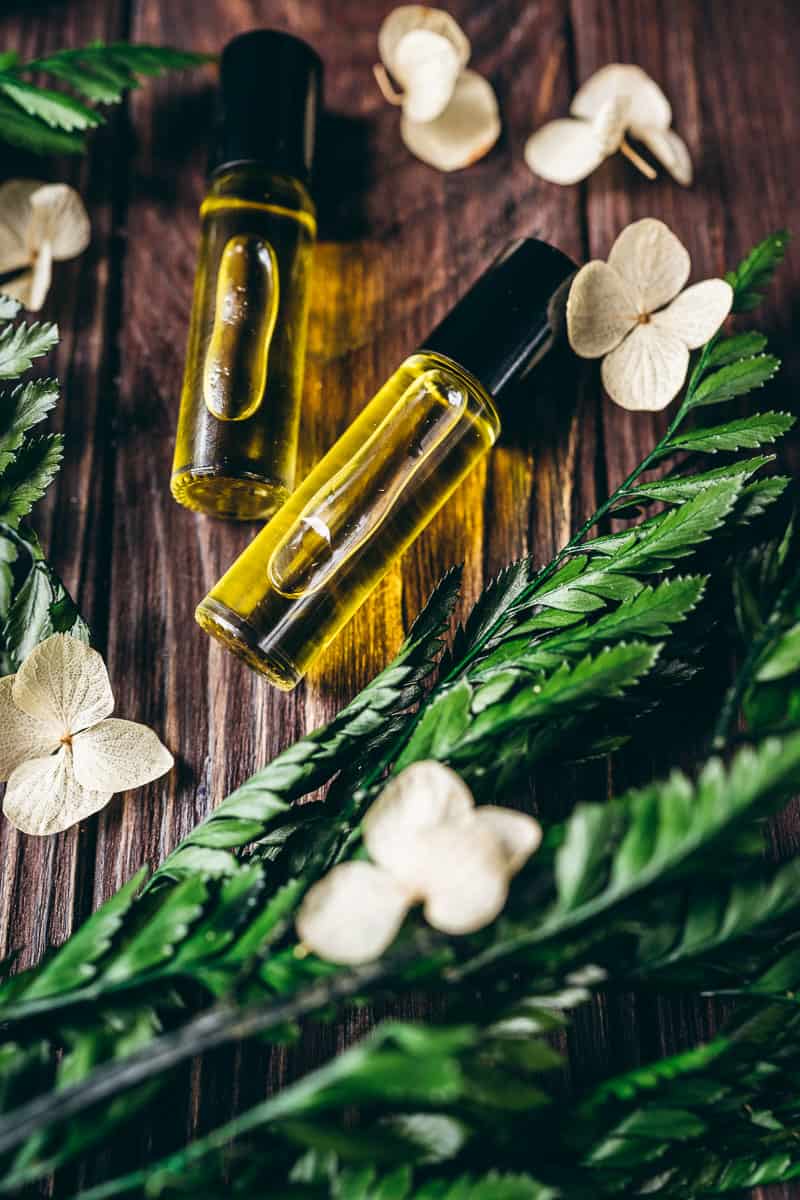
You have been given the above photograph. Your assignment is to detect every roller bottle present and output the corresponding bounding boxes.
[196,239,575,687]
[171,30,322,520]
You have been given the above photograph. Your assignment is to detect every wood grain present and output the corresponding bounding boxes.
[0,0,797,1194]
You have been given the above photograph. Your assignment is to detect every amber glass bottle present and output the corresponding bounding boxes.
[197,239,575,688]
[171,31,322,520]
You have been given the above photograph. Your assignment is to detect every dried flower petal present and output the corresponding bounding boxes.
[378,5,470,122]
[526,63,691,188]
[3,747,112,836]
[601,322,689,411]
[296,861,412,965]
[0,180,90,311]
[631,125,692,185]
[651,278,733,348]
[400,70,500,171]
[567,260,638,357]
[25,239,53,313]
[571,63,672,131]
[524,118,608,186]
[0,179,39,274]
[0,675,59,780]
[417,821,509,934]
[28,183,91,262]
[364,760,474,886]
[607,218,690,313]
[474,806,543,875]
[12,634,114,734]
[71,718,174,794]
[392,29,463,122]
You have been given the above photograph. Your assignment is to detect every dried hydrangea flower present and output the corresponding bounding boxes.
[0,181,90,311]
[525,64,692,186]
[374,6,500,172]
[296,760,542,964]
[567,218,733,411]
[0,634,173,836]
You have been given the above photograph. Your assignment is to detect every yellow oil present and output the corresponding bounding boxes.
[171,167,316,521]
[196,353,500,688]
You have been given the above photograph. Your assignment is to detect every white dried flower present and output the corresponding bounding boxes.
[525,64,692,187]
[296,761,542,964]
[374,6,500,172]
[567,218,733,411]
[0,634,173,836]
[0,180,90,311]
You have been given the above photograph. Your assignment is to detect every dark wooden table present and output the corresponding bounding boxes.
[0,0,798,1194]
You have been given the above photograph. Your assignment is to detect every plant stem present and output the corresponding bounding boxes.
[619,137,658,180]
[0,959,396,1169]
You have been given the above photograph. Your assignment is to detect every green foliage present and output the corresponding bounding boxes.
[667,411,795,454]
[0,42,210,153]
[725,229,790,311]
[0,308,84,671]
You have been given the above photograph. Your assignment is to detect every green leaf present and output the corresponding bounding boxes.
[448,558,531,662]
[462,642,660,758]
[0,435,62,528]
[100,876,208,984]
[395,680,473,768]
[687,355,780,409]
[0,95,86,154]
[0,78,101,131]
[756,623,800,681]
[553,736,800,925]
[485,578,705,676]
[726,229,790,312]
[0,379,60,474]
[3,551,86,670]
[619,456,772,506]
[667,411,795,454]
[604,478,743,572]
[0,43,212,153]
[705,331,768,367]
[0,320,58,379]
[6,869,148,1003]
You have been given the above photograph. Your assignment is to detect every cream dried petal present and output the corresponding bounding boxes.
[571,64,672,130]
[25,239,53,312]
[0,675,60,780]
[393,29,463,122]
[28,184,90,261]
[473,806,542,875]
[418,821,509,935]
[567,260,639,357]
[607,218,691,314]
[379,6,470,81]
[401,70,500,172]
[651,278,733,349]
[0,179,38,274]
[364,760,474,885]
[602,322,689,411]
[524,118,608,185]
[72,718,173,794]
[0,270,34,307]
[13,633,114,734]
[631,125,692,185]
[3,746,112,836]
[591,95,630,155]
[296,861,412,965]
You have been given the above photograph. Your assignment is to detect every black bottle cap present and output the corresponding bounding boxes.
[209,30,323,183]
[421,238,577,399]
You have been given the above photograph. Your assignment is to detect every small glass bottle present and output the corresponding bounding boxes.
[171,30,322,521]
[196,239,575,688]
